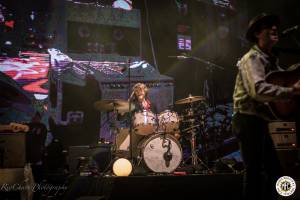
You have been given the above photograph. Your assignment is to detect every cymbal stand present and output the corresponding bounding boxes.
[185,103,210,172]
[127,58,134,164]
[111,104,119,153]
[189,128,209,171]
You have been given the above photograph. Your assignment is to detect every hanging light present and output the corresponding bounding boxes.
[112,158,132,176]
[30,11,35,21]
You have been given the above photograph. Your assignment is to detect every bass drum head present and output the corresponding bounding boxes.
[141,134,182,173]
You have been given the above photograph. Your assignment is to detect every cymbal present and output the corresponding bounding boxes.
[182,125,200,133]
[175,95,205,105]
[94,99,135,112]
[180,119,196,123]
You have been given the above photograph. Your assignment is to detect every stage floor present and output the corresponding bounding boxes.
[64,173,244,200]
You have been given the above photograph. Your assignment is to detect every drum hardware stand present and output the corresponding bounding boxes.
[111,106,119,153]
[186,125,210,173]
[183,103,210,173]
[193,57,224,171]
[199,106,210,165]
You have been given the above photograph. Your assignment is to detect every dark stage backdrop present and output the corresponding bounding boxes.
[133,0,300,103]
[244,0,300,68]
[1,0,299,103]
[133,0,246,103]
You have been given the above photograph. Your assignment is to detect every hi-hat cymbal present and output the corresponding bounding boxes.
[175,95,205,105]
[94,99,135,112]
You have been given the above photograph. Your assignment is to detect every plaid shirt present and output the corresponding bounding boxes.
[233,45,294,121]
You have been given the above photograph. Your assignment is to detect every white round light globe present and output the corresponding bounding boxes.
[112,158,132,176]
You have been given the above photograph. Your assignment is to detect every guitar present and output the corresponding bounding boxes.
[0,122,30,133]
[266,64,300,120]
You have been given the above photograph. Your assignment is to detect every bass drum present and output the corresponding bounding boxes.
[138,134,182,173]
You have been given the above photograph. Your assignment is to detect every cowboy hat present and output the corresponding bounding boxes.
[246,13,280,42]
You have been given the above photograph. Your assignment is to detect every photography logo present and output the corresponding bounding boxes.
[276,176,296,197]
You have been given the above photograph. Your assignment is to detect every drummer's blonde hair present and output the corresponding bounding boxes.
[133,83,148,96]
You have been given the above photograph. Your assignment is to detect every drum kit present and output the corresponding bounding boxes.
[94,94,209,174]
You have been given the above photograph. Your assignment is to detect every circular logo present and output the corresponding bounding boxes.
[276,176,296,197]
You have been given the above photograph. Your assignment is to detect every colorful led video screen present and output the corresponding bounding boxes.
[0,51,50,100]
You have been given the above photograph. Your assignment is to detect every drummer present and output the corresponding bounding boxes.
[131,83,180,140]
[129,83,155,158]
[117,83,155,159]
[131,83,154,113]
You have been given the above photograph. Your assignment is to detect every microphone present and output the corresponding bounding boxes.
[281,25,299,37]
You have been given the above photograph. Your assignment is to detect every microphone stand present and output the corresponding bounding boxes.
[181,55,224,107]
[192,56,224,167]
[127,59,134,164]
[169,54,224,107]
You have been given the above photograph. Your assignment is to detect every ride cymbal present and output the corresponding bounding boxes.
[175,95,205,105]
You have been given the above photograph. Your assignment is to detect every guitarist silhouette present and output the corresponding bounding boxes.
[232,13,300,200]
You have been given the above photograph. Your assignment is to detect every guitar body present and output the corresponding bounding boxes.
[266,65,300,120]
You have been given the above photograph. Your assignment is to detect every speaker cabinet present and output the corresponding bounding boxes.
[268,121,297,149]
[55,78,101,148]
[0,133,26,168]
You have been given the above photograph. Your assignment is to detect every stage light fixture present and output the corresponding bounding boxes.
[112,158,132,176]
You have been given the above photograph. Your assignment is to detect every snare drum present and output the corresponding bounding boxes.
[158,110,179,133]
[138,133,182,173]
[133,110,157,135]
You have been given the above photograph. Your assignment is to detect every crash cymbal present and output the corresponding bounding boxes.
[94,99,135,112]
[175,95,205,105]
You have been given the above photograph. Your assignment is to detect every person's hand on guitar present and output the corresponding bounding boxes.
[292,80,300,95]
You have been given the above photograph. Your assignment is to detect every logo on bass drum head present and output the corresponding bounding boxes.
[276,176,296,197]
